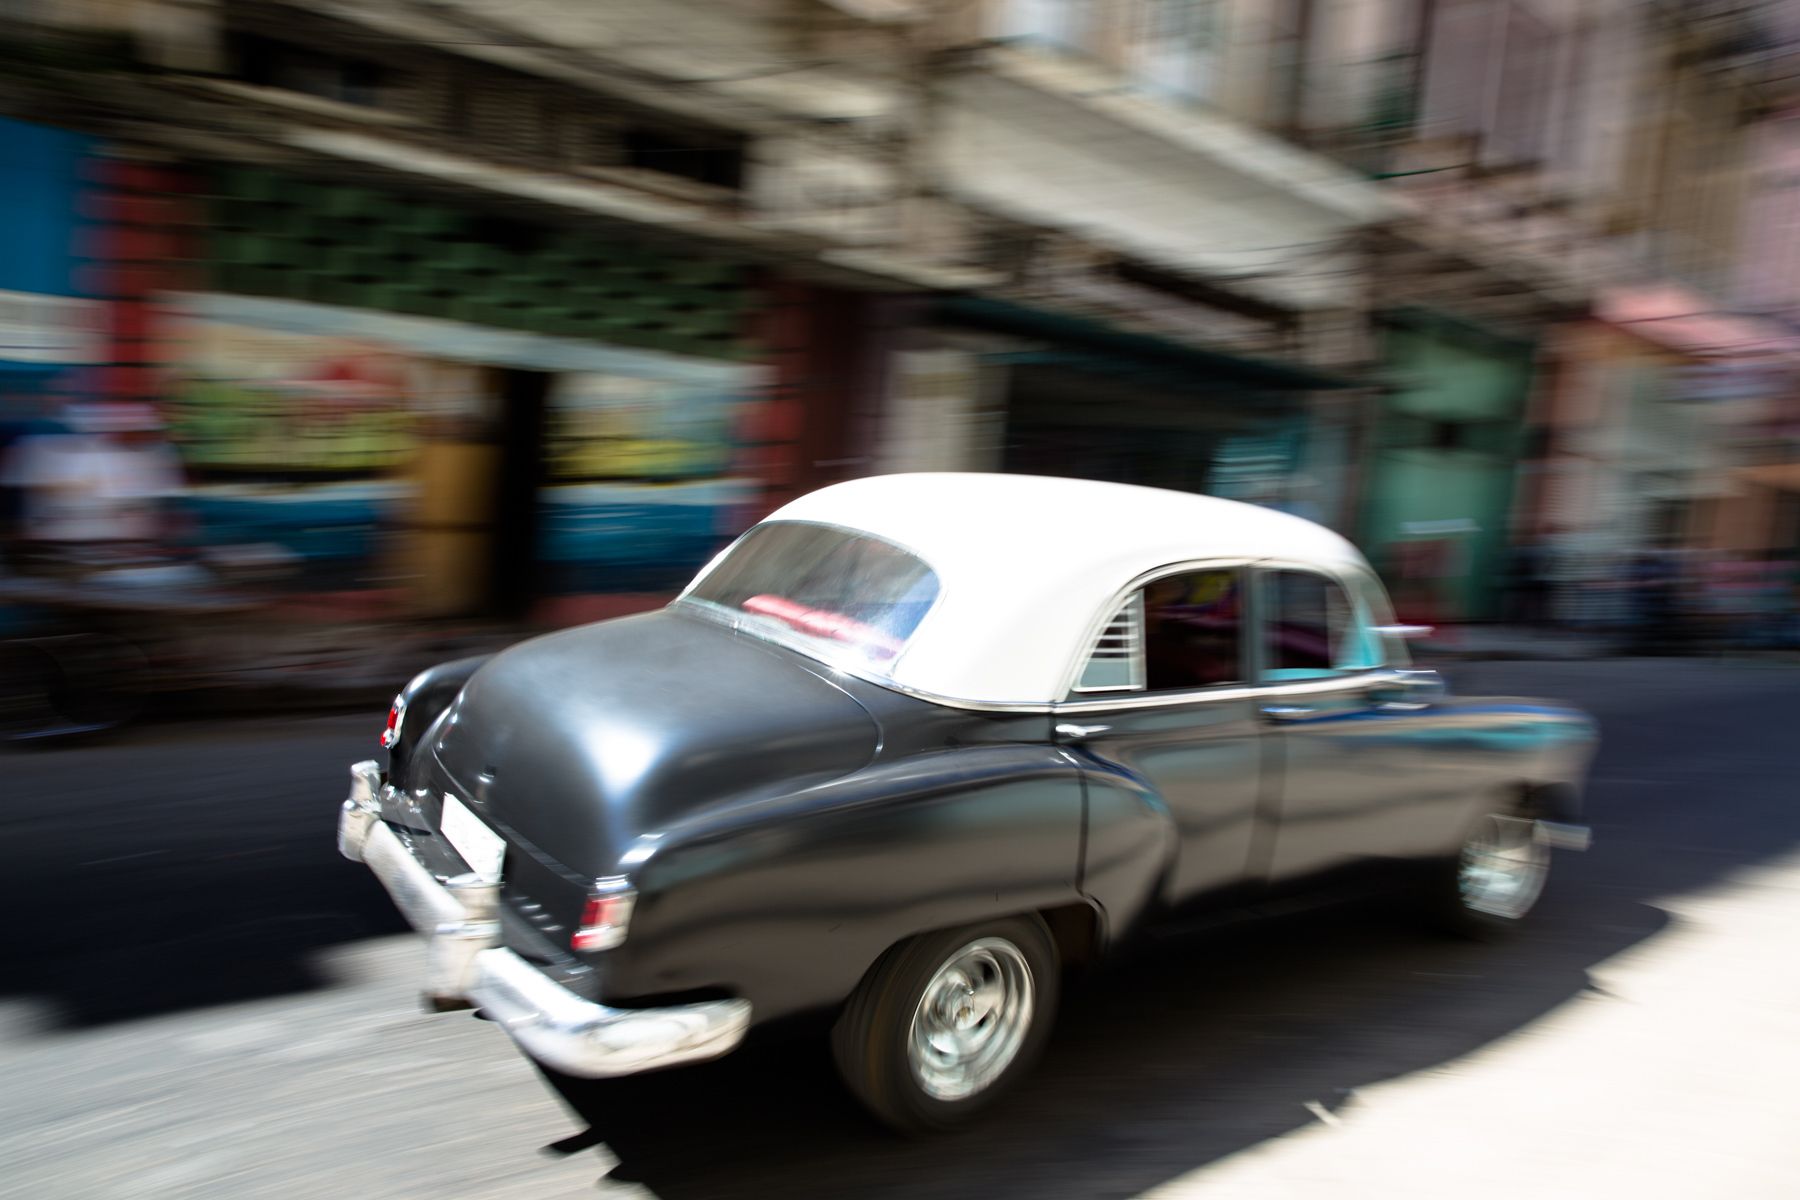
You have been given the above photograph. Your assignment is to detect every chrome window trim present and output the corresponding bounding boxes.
[674,609,1410,718]
[773,641,1058,713]
[1049,554,1399,714]
[1053,557,1259,702]
[676,542,1406,719]
[1257,559,1386,676]
[1052,668,1395,716]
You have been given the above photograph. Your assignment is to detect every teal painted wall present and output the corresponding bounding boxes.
[1361,321,1534,621]
[0,116,94,402]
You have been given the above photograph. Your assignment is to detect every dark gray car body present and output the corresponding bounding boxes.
[379,605,1595,1028]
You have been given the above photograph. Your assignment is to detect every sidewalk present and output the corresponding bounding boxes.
[1136,844,1800,1200]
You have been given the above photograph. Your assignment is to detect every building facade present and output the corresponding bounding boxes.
[6,0,1800,632]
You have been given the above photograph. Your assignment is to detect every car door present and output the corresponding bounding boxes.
[1054,564,1266,913]
[1250,564,1458,883]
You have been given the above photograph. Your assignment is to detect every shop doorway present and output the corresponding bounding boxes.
[491,368,550,619]
[997,362,1301,498]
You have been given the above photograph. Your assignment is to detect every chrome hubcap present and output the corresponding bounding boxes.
[907,937,1034,1101]
[1459,814,1550,919]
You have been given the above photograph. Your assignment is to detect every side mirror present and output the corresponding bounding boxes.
[1367,668,1446,710]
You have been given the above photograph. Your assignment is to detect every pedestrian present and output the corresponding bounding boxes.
[0,402,184,574]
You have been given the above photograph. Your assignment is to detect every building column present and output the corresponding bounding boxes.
[735,276,892,526]
[76,151,196,412]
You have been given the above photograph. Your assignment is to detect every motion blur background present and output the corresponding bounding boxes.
[4,6,1800,1199]
[4,0,1800,723]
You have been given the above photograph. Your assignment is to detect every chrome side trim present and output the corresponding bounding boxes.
[1052,669,1395,716]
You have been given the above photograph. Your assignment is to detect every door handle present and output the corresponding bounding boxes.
[1055,722,1111,740]
[1260,705,1314,721]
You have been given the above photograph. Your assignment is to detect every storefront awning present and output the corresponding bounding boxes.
[935,296,1359,390]
[1598,285,1800,359]
[934,50,1403,311]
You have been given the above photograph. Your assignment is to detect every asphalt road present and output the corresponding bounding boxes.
[2,657,1796,1199]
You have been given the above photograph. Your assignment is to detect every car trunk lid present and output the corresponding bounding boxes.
[427,608,880,882]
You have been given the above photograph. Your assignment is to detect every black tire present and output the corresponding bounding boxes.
[1426,804,1552,940]
[832,914,1059,1134]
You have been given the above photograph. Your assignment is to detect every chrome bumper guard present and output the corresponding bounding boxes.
[1536,821,1593,851]
[338,761,752,1078]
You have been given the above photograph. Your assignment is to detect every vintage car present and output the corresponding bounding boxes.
[338,473,1595,1131]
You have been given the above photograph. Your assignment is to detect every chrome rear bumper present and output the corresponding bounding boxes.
[339,761,751,1078]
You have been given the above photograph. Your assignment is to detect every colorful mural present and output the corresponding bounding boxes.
[156,292,762,600]
[163,319,426,477]
[157,312,440,574]
[546,373,738,483]
[539,371,756,594]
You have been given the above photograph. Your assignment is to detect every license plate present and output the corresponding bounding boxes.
[439,795,505,880]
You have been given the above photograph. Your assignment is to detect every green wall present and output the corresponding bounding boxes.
[202,168,754,361]
[1361,318,1534,621]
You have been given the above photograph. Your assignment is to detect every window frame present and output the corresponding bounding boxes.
[1060,559,1255,703]
[1252,561,1390,683]
[1056,556,1397,712]
[675,519,945,678]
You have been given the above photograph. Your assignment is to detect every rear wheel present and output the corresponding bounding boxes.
[832,915,1058,1133]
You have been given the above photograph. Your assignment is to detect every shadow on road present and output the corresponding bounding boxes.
[1,660,1794,1200]
[540,897,1665,1200]
[531,660,1799,1200]
[0,713,410,1026]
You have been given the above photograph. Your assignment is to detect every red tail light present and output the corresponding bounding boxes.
[380,693,407,748]
[572,878,636,952]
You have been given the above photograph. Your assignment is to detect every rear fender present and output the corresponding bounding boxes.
[601,744,1085,1024]
[388,655,491,782]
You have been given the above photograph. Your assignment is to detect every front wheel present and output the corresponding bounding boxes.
[832,915,1058,1133]
[1430,811,1552,937]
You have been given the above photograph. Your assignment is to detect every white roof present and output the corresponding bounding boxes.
[743,473,1373,706]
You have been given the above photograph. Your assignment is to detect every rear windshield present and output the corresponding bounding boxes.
[682,522,939,673]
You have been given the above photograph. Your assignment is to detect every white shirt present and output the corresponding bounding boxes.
[2,434,184,542]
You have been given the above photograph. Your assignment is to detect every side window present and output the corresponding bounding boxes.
[1263,569,1377,680]
[1143,568,1244,690]
[1071,568,1245,695]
